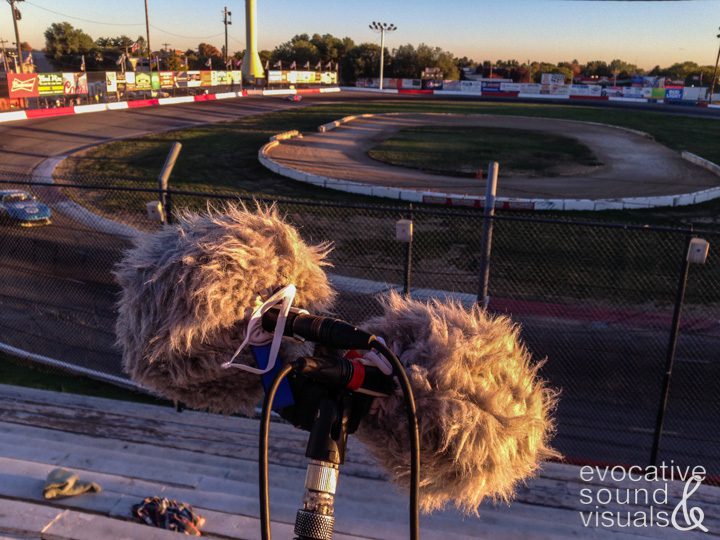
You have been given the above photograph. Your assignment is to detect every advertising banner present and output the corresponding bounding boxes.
[175,71,188,88]
[211,70,231,86]
[159,71,175,89]
[520,83,542,94]
[8,73,39,98]
[541,73,565,85]
[268,70,283,83]
[124,72,136,89]
[665,87,684,101]
[133,72,152,91]
[200,71,213,87]
[651,87,666,100]
[460,80,482,93]
[105,72,117,92]
[569,84,596,96]
[62,72,88,95]
[230,70,243,84]
[151,72,160,90]
[321,71,337,85]
[481,81,503,93]
[37,73,64,96]
[549,84,570,96]
[500,82,521,92]
[401,78,421,89]
[187,71,201,87]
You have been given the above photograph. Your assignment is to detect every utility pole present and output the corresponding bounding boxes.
[709,27,720,105]
[144,0,152,69]
[222,7,232,64]
[0,37,9,71]
[162,42,170,51]
[7,0,24,73]
[369,21,396,91]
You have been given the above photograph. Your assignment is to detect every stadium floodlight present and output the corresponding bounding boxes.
[369,21,397,90]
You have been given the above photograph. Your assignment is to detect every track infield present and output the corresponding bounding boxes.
[263,113,720,202]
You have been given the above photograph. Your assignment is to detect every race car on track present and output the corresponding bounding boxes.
[285,94,303,102]
[0,190,52,226]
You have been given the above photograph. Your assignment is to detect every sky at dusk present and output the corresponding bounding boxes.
[1,0,719,68]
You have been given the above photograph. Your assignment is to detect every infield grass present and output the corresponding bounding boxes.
[367,126,602,177]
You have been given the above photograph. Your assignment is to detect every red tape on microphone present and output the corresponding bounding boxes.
[347,359,366,391]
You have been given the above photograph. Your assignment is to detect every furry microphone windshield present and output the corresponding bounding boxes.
[114,203,335,414]
[357,292,559,515]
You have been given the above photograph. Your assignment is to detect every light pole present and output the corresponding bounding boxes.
[144,0,152,68]
[709,27,720,104]
[222,7,232,64]
[7,0,24,73]
[369,21,396,90]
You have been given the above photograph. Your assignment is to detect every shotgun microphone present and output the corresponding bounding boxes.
[261,307,374,351]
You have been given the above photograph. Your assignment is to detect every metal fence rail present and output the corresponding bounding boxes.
[0,170,718,480]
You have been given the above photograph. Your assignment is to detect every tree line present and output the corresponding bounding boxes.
[40,22,716,86]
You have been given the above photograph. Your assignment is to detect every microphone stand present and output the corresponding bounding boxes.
[293,394,352,540]
[260,354,394,540]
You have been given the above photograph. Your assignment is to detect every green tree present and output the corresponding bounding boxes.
[272,34,320,65]
[44,22,94,62]
[340,42,380,83]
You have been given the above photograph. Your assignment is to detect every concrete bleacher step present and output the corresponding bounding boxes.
[1,384,718,539]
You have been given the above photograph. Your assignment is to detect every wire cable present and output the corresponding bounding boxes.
[259,362,294,540]
[370,337,420,540]
[24,1,144,26]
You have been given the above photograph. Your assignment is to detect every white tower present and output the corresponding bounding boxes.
[242,0,265,82]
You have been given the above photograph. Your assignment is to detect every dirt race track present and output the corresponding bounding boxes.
[265,113,720,200]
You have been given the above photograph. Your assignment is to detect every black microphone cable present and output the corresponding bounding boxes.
[370,337,420,540]
[260,362,294,540]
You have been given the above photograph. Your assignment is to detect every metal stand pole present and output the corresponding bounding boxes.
[158,142,182,225]
[477,162,499,309]
[649,234,693,466]
[294,397,349,540]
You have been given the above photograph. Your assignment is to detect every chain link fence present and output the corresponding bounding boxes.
[1,171,718,481]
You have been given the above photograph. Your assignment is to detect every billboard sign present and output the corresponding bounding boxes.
[186,71,201,87]
[105,72,117,92]
[37,73,64,96]
[481,81,503,93]
[62,72,88,95]
[159,71,175,89]
[133,71,152,91]
[8,73,39,98]
[541,73,565,85]
[665,87,683,101]
[200,71,213,86]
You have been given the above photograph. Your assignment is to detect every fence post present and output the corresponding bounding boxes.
[477,162,499,309]
[649,233,709,466]
[396,204,414,297]
[158,142,182,225]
